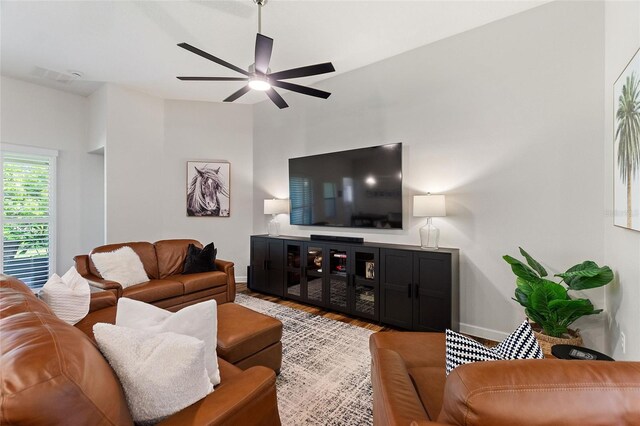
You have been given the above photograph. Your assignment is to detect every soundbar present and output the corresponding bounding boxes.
[309,234,364,244]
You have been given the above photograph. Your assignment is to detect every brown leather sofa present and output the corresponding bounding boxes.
[0,275,281,425]
[74,239,236,311]
[370,332,640,426]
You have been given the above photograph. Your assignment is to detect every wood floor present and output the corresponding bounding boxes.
[236,282,398,332]
[237,282,498,345]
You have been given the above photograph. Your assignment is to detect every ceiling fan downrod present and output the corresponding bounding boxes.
[254,0,267,34]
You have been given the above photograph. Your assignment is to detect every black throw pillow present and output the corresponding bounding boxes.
[183,243,217,274]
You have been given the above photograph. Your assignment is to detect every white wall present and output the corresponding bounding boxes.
[95,86,254,278]
[604,1,640,361]
[163,100,253,277]
[2,79,254,279]
[253,1,607,346]
[102,84,165,243]
[88,85,107,153]
[0,76,105,272]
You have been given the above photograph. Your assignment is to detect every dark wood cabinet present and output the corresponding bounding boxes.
[380,248,458,331]
[249,236,284,296]
[249,235,458,331]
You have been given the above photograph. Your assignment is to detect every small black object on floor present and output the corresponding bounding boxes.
[552,344,614,361]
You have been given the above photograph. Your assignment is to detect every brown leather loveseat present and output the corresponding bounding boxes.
[74,239,235,310]
[0,275,281,425]
[370,332,640,426]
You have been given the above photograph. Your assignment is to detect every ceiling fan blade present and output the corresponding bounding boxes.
[271,80,331,99]
[268,62,335,80]
[223,85,251,102]
[178,43,249,76]
[177,77,249,81]
[265,88,289,109]
[254,34,273,74]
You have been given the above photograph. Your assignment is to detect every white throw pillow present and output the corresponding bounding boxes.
[116,297,220,385]
[39,267,90,325]
[91,246,148,288]
[93,323,213,425]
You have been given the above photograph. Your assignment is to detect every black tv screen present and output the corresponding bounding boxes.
[288,143,402,229]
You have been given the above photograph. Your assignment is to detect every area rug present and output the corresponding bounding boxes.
[235,293,374,426]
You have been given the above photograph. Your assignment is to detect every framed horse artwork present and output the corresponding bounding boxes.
[186,161,230,217]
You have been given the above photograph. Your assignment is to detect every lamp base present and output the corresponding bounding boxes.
[419,218,440,249]
[267,216,280,236]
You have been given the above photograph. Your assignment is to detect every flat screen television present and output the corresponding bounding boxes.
[288,143,403,229]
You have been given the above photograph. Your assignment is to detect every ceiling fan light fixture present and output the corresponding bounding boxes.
[248,75,271,91]
[176,0,334,109]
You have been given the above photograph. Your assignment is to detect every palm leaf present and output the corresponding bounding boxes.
[616,72,640,183]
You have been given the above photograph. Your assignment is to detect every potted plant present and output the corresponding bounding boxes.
[503,248,613,354]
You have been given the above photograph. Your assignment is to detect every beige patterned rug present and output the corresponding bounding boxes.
[235,293,374,426]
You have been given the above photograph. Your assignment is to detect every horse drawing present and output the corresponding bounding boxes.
[187,165,229,216]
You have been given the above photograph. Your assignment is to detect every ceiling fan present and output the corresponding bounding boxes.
[177,0,335,109]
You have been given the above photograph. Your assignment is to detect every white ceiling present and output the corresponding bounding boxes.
[1,0,547,104]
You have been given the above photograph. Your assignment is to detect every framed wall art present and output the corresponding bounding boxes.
[186,161,230,217]
[614,48,640,231]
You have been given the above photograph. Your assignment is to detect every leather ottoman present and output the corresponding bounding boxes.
[217,303,283,373]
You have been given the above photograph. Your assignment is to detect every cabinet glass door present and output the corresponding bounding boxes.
[352,249,378,320]
[327,247,349,312]
[305,245,324,303]
[285,243,302,299]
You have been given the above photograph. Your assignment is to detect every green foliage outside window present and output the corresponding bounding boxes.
[3,159,50,258]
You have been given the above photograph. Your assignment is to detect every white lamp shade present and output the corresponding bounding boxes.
[413,194,446,217]
[264,199,289,215]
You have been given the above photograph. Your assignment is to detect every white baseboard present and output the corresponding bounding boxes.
[459,323,509,342]
[236,276,247,283]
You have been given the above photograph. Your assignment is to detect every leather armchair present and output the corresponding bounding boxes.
[370,331,640,426]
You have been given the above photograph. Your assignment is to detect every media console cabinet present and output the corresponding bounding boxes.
[249,235,459,332]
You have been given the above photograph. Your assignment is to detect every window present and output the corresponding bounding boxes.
[290,176,313,225]
[1,144,57,289]
[323,182,336,218]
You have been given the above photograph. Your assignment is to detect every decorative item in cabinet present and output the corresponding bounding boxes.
[328,248,349,312]
[305,245,325,303]
[365,261,375,279]
[352,249,378,319]
[331,250,348,276]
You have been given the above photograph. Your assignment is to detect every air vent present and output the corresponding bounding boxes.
[30,66,82,84]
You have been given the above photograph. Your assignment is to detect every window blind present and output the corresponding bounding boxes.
[290,176,313,225]
[1,148,56,289]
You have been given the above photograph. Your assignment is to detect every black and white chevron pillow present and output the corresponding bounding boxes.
[445,321,544,375]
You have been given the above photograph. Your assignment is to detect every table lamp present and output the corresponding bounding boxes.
[264,199,289,236]
[413,193,446,249]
